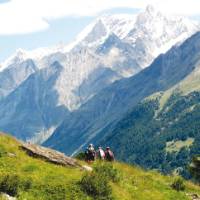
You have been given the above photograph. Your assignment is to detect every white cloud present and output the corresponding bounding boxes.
[0,0,199,35]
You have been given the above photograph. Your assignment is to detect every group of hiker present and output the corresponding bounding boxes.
[85,144,115,162]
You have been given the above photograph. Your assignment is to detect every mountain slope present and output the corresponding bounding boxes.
[45,32,200,155]
[0,133,199,200]
[0,62,69,143]
[96,44,200,176]
[99,90,200,177]
[0,41,140,142]
[0,55,37,100]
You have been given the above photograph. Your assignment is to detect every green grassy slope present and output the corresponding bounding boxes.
[0,133,85,200]
[0,133,199,200]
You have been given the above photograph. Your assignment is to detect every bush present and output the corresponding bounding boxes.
[190,156,200,183]
[21,178,33,191]
[66,183,90,200]
[22,164,39,173]
[79,162,120,199]
[0,174,20,196]
[0,145,6,157]
[94,162,120,183]
[43,184,67,200]
[80,172,113,200]
[171,177,185,191]
[75,152,86,161]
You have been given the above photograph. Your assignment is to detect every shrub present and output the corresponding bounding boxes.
[66,183,90,200]
[0,145,6,157]
[22,164,39,173]
[189,156,200,183]
[0,174,20,196]
[171,177,185,191]
[43,183,67,200]
[21,178,33,191]
[94,162,120,183]
[75,152,86,161]
[80,172,113,200]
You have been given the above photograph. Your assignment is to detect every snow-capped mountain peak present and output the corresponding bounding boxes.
[69,5,199,69]
[2,5,198,71]
[71,13,136,50]
[0,48,29,72]
[15,48,28,58]
[123,5,200,67]
[146,4,155,13]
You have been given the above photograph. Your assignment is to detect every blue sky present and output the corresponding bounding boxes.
[0,0,200,62]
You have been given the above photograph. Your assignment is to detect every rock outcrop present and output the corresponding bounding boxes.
[1,193,16,200]
[21,142,82,168]
[186,193,200,200]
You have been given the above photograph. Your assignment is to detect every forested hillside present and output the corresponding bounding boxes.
[99,91,200,178]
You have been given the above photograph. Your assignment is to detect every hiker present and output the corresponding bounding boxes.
[86,144,96,162]
[105,147,115,161]
[85,147,90,162]
[97,146,105,160]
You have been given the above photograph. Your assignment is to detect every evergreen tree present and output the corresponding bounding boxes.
[190,156,200,183]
